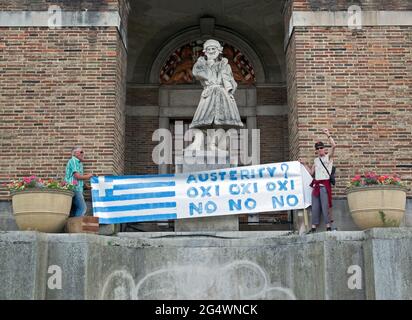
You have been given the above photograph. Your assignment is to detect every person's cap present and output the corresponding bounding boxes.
[314,141,325,149]
[203,39,223,52]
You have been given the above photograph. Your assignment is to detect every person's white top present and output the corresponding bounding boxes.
[314,154,333,181]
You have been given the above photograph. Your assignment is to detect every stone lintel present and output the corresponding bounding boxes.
[286,10,412,48]
[126,105,288,117]
[0,10,121,28]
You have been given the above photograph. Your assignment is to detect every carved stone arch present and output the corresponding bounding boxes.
[147,26,266,84]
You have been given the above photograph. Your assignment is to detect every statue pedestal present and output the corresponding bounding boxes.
[174,151,239,232]
[174,215,239,232]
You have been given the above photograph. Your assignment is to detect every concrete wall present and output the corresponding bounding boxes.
[1,229,412,300]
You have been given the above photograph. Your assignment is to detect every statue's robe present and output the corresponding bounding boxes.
[190,57,243,129]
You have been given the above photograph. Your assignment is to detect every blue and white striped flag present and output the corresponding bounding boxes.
[91,174,178,224]
[91,162,313,224]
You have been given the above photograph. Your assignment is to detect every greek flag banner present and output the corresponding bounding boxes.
[91,161,313,224]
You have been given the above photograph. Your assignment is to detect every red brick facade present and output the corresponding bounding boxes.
[0,1,128,199]
[286,32,299,163]
[285,0,412,196]
[126,87,158,106]
[1,0,410,203]
[124,116,159,175]
[256,87,287,105]
[258,115,289,164]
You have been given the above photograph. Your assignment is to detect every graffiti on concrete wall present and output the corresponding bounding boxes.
[101,260,296,300]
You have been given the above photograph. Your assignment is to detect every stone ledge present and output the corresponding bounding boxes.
[285,10,412,48]
[1,229,412,299]
[0,11,121,28]
[0,216,18,231]
[3,228,408,246]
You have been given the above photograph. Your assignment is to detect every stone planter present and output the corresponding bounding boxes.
[11,189,74,233]
[346,185,408,229]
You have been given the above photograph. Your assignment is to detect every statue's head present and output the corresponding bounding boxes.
[203,39,223,61]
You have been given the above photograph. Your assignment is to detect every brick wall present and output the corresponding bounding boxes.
[126,87,158,106]
[124,85,159,174]
[256,87,287,105]
[113,32,127,175]
[256,86,289,164]
[289,0,412,11]
[286,25,412,196]
[286,32,299,161]
[0,26,127,199]
[257,115,289,164]
[124,116,159,175]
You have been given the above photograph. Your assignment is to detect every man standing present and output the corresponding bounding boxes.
[65,146,94,217]
[300,129,337,232]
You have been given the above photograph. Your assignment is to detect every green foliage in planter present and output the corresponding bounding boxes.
[4,175,76,192]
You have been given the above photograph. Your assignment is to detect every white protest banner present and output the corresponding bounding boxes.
[91,161,312,224]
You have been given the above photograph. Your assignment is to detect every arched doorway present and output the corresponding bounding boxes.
[154,35,261,173]
[124,2,290,231]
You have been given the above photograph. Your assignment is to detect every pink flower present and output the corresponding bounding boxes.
[4,176,77,192]
[349,171,407,189]
[378,176,386,183]
[23,177,31,184]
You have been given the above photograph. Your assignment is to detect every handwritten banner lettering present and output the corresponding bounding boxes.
[91,161,312,224]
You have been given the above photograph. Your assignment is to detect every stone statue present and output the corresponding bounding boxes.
[186,39,243,152]
[190,39,244,129]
